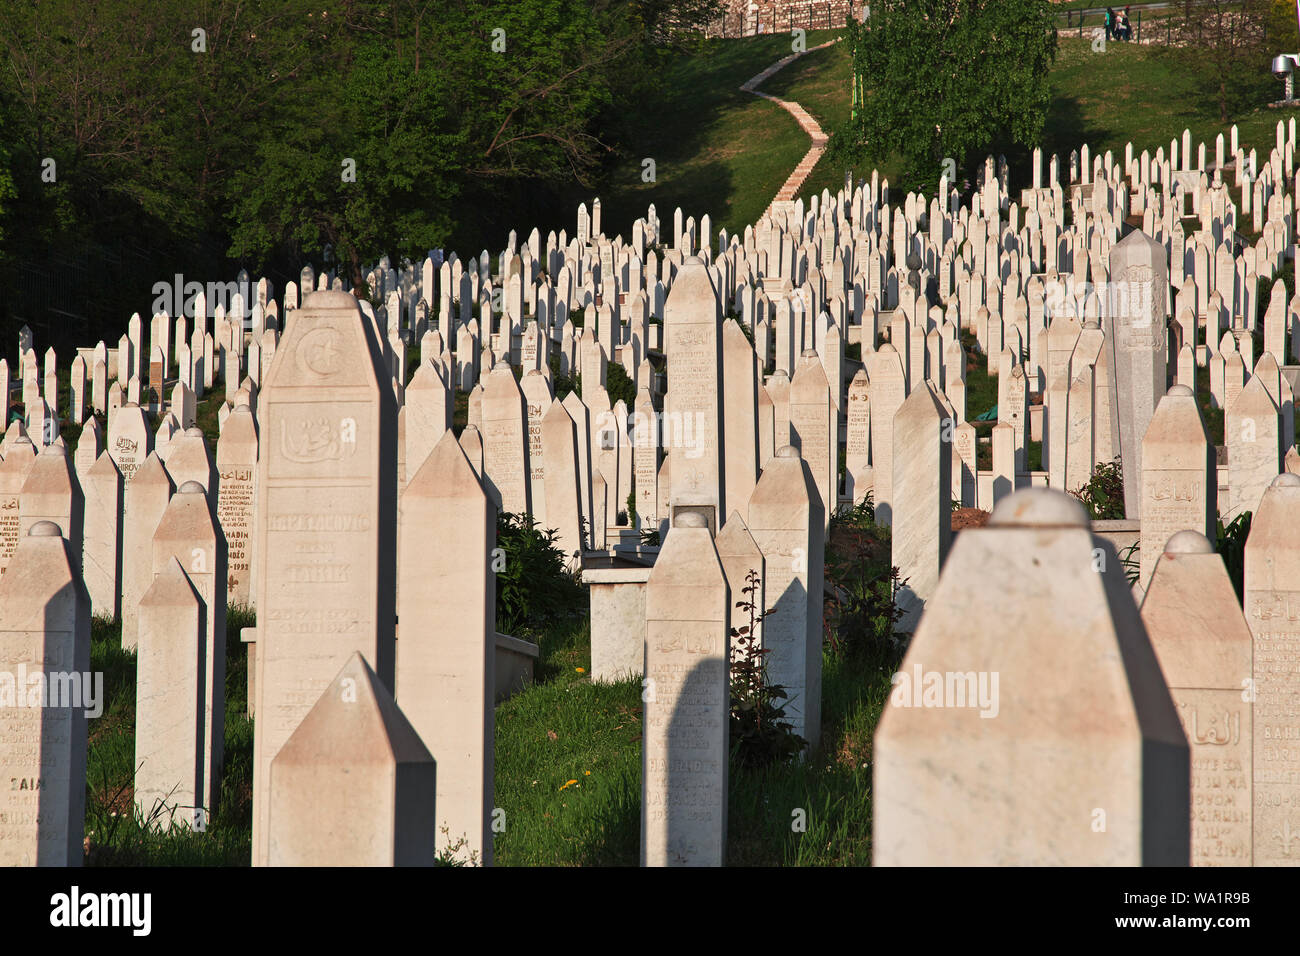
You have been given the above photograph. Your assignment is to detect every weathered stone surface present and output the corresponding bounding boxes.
[397,431,495,865]
[1139,385,1215,589]
[891,380,953,632]
[0,521,90,866]
[1106,230,1169,519]
[642,511,729,867]
[269,652,436,866]
[747,445,823,749]
[1243,474,1300,866]
[874,488,1189,865]
[1142,531,1253,866]
[252,290,397,867]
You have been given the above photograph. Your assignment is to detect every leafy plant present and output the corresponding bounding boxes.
[1072,457,1125,520]
[605,360,637,408]
[495,511,585,635]
[1118,541,1140,587]
[839,0,1058,192]
[729,569,806,769]
[1216,511,1252,603]
[823,496,908,658]
[550,354,581,401]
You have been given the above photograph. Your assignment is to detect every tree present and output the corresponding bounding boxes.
[1167,0,1276,123]
[840,0,1057,192]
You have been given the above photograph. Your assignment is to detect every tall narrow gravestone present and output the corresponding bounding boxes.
[1243,473,1300,866]
[81,452,123,619]
[1139,385,1215,590]
[664,257,725,530]
[1106,230,1169,519]
[268,653,437,866]
[120,453,173,650]
[747,445,823,749]
[135,557,208,831]
[397,431,495,865]
[891,380,953,632]
[253,290,397,867]
[216,403,258,608]
[153,481,227,814]
[0,522,90,866]
[642,512,729,867]
[873,488,1190,865]
[1142,532,1253,866]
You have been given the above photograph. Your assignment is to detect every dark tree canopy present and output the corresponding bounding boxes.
[0,0,720,344]
[842,0,1058,191]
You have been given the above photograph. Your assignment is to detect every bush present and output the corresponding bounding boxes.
[550,354,580,401]
[495,511,585,635]
[823,496,906,658]
[1072,457,1125,520]
[605,360,637,408]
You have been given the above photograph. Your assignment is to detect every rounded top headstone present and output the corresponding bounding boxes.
[1164,530,1214,554]
[185,427,205,438]
[1166,384,1195,398]
[124,401,139,409]
[1270,472,1300,490]
[178,480,206,494]
[988,487,1089,528]
[28,520,61,537]
[776,445,799,460]
[675,512,708,529]
[302,290,361,311]
[1082,318,1101,330]
[802,348,819,359]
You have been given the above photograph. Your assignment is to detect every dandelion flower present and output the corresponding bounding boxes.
[584,770,591,776]
[559,779,578,792]
[575,667,585,674]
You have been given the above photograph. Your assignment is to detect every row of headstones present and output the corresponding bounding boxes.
[875,474,1300,866]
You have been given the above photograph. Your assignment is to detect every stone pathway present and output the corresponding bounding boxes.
[741,38,841,220]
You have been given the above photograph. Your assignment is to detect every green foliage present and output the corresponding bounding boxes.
[1118,541,1140,587]
[840,0,1058,191]
[495,511,585,636]
[550,354,580,401]
[729,569,807,769]
[1163,0,1275,124]
[1215,511,1253,603]
[604,360,637,408]
[1072,457,1126,520]
[823,497,907,658]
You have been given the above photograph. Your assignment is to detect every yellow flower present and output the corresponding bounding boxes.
[575,667,585,674]
[559,779,578,792]
[584,770,591,776]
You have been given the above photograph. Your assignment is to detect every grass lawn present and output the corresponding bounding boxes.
[598,30,841,242]
[83,381,896,865]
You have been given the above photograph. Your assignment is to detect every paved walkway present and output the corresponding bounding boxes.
[741,38,841,221]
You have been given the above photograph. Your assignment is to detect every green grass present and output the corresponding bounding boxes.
[1044,37,1300,172]
[599,30,842,240]
[85,606,254,866]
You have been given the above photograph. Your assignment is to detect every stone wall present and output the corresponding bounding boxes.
[709,0,860,37]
